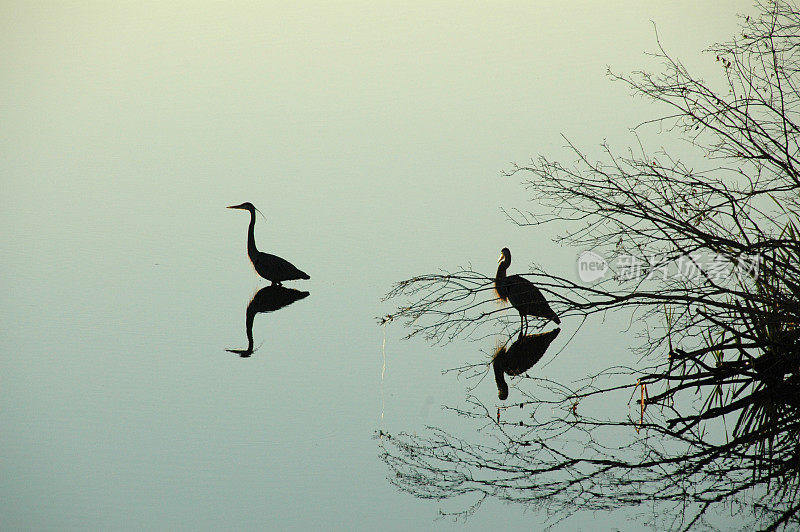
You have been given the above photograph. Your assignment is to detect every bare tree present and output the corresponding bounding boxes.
[380,2,800,530]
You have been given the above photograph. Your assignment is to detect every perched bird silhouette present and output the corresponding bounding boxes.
[227,285,310,357]
[493,328,561,400]
[495,247,560,333]
[228,202,310,285]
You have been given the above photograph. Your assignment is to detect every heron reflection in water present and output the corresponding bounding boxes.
[495,247,560,334]
[228,202,310,285]
[493,328,561,400]
[227,286,310,357]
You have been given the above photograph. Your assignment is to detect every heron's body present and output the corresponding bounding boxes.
[229,202,310,285]
[495,247,560,332]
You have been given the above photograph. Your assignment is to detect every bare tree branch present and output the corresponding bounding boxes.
[380,2,800,530]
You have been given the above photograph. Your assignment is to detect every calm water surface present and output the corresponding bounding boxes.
[1,3,751,530]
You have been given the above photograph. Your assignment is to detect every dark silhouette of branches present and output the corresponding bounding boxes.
[380,269,504,344]
[380,2,800,530]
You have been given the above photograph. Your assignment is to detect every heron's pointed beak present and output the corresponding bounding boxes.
[498,254,504,264]
[228,204,245,210]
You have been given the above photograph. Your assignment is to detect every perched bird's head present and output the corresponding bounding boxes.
[498,247,511,265]
[228,202,256,212]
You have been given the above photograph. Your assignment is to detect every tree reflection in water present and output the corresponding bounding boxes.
[379,348,800,530]
[227,286,309,357]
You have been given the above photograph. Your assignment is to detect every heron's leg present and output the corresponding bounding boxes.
[519,312,526,336]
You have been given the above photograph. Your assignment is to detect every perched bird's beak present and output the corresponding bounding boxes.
[227,203,245,210]
[498,254,504,264]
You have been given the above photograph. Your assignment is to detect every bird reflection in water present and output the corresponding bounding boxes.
[493,328,561,400]
[227,286,309,358]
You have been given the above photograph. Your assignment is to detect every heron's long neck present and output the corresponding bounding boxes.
[494,262,509,300]
[493,358,506,382]
[244,307,256,352]
[493,359,508,396]
[246,210,258,260]
[496,262,507,281]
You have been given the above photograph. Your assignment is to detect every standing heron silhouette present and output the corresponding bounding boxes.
[228,202,310,285]
[495,247,560,334]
